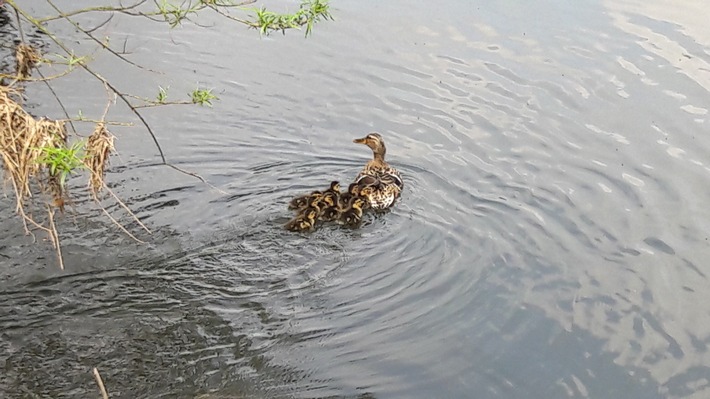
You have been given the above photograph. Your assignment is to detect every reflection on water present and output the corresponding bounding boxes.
[2,0,710,398]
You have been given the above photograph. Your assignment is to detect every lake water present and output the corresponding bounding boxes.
[2,1,710,398]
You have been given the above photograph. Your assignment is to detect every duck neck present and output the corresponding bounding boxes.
[372,146,386,162]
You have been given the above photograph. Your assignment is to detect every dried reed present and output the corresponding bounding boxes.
[0,84,68,267]
[0,85,66,211]
[85,122,115,196]
[15,43,41,80]
[93,367,110,399]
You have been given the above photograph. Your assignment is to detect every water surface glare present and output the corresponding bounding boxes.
[2,1,710,398]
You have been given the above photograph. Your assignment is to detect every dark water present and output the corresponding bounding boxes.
[2,1,710,398]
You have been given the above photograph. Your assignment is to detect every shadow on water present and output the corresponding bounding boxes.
[0,217,369,398]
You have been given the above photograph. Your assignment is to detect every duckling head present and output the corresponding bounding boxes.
[304,208,318,221]
[347,182,360,195]
[306,195,321,210]
[359,185,374,197]
[352,197,367,210]
[329,181,341,192]
[322,193,337,207]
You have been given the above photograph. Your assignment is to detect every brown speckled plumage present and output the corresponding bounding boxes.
[353,133,403,210]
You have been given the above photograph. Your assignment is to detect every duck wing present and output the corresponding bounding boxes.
[355,168,403,189]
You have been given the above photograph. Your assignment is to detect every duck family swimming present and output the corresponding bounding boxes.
[285,133,403,232]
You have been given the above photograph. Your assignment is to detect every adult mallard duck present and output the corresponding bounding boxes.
[353,133,403,210]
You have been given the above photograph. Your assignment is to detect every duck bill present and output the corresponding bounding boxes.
[353,137,367,144]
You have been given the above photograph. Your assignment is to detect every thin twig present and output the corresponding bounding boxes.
[37,69,77,134]
[90,83,152,237]
[205,3,251,25]
[37,1,148,23]
[210,0,257,7]
[124,92,193,107]
[70,118,132,127]
[12,4,25,43]
[45,0,160,73]
[85,14,114,34]
[167,163,228,195]
[12,5,170,164]
[45,204,64,270]
[92,367,109,399]
[100,82,114,120]
[1,67,75,83]
[97,203,146,243]
[102,183,152,234]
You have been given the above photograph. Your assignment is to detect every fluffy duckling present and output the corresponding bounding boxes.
[285,207,318,232]
[357,185,374,210]
[338,183,360,208]
[304,195,322,212]
[310,181,337,220]
[321,181,341,206]
[288,190,322,211]
[320,204,341,222]
[339,197,367,228]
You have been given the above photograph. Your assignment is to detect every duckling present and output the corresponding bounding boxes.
[356,185,374,210]
[285,207,318,232]
[321,181,341,207]
[320,204,340,222]
[288,190,322,210]
[339,197,367,228]
[318,190,341,222]
[304,195,323,212]
[338,183,360,208]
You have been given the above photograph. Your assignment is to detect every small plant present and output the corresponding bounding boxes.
[157,0,199,28]
[190,87,218,106]
[251,0,332,37]
[157,86,169,103]
[303,0,332,36]
[55,51,89,67]
[35,140,87,188]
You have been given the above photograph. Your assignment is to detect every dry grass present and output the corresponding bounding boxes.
[15,43,41,80]
[85,122,115,195]
[0,85,66,209]
[0,84,69,267]
[0,40,152,269]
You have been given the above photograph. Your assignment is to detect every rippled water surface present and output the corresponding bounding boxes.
[2,1,710,398]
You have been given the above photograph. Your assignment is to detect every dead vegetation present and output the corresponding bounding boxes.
[15,43,40,80]
[85,122,114,195]
[1,0,332,269]
[0,42,145,269]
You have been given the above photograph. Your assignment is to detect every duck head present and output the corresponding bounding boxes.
[353,132,386,159]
